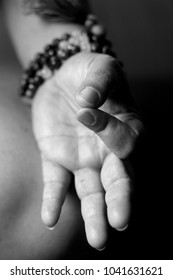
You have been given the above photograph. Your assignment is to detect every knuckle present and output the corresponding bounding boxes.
[105,179,131,205]
[86,55,118,89]
[75,168,94,199]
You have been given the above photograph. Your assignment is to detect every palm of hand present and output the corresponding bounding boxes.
[33,53,110,172]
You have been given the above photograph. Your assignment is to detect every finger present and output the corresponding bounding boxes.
[75,167,107,250]
[77,108,141,159]
[101,153,132,230]
[41,157,71,229]
[76,54,119,108]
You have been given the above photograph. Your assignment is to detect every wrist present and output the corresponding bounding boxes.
[19,14,116,103]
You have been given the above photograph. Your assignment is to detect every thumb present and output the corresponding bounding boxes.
[76,54,120,108]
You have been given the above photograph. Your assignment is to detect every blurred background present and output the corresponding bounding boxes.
[0,0,173,259]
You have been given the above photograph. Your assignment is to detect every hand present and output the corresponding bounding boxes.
[32,52,143,250]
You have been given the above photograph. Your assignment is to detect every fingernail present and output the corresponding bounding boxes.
[80,87,100,106]
[97,246,106,252]
[117,224,128,232]
[78,111,96,126]
[46,225,56,231]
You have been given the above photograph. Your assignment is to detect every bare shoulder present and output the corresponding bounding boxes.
[0,91,83,259]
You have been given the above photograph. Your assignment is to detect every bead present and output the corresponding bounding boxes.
[35,53,46,66]
[44,45,56,57]
[85,14,98,31]
[30,61,41,73]
[25,89,35,99]
[69,36,80,46]
[102,46,116,57]
[20,76,28,87]
[87,14,98,23]
[28,77,35,84]
[85,19,95,29]
[26,76,44,97]
[91,42,100,52]
[91,34,99,42]
[52,38,60,47]
[102,45,110,53]
[20,79,27,89]
[28,83,35,91]
[47,49,56,57]
[34,75,44,86]
[48,56,61,70]
[44,44,52,53]
[21,71,29,80]
[25,67,36,78]
[39,66,52,79]
[57,49,68,60]
[67,44,80,55]
[59,40,69,51]
[19,73,30,96]
[91,24,105,37]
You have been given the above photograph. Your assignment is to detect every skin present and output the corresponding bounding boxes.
[2,0,143,252]
[0,62,84,259]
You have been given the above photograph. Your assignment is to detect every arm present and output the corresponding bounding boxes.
[3,0,143,250]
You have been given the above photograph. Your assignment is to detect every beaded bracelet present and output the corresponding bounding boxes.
[19,14,121,102]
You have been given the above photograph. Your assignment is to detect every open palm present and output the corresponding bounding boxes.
[32,52,143,249]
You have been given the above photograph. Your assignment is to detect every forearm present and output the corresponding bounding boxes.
[2,0,89,67]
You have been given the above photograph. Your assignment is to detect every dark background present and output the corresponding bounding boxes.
[0,0,173,259]
[89,0,173,260]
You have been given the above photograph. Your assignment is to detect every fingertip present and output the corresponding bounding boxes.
[76,87,100,108]
[85,222,107,250]
[97,246,106,252]
[117,224,129,232]
[107,201,130,231]
[41,213,58,230]
[41,199,61,229]
[46,225,56,231]
[77,108,109,132]
[77,109,96,126]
